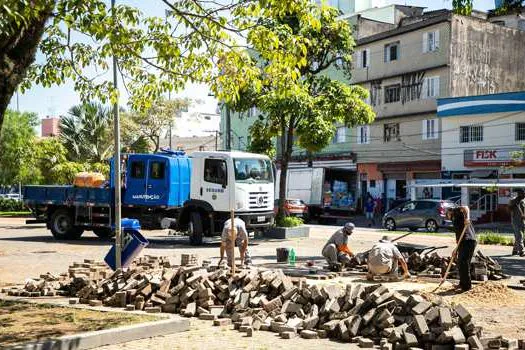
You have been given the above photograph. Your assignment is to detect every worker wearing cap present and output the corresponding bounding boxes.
[509,189,525,256]
[322,222,355,269]
[367,236,410,280]
[219,217,252,267]
[447,205,477,291]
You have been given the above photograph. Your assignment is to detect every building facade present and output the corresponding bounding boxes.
[221,5,525,212]
[41,116,60,137]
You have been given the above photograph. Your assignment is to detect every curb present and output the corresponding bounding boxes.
[8,317,190,350]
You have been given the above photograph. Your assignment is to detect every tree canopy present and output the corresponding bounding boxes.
[212,0,375,219]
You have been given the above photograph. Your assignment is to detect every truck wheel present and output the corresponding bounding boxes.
[50,209,83,240]
[93,228,115,239]
[188,212,203,246]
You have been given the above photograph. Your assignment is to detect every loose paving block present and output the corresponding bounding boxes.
[69,298,78,305]
[281,331,296,339]
[144,306,161,313]
[89,299,102,307]
[126,304,136,311]
[412,301,432,315]
[303,316,319,330]
[454,304,472,324]
[454,345,469,350]
[425,306,440,323]
[199,314,217,321]
[300,330,319,339]
[403,329,419,347]
[358,337,374,348]
[414,314,430,336]
[468,335,483,349]
[184,302,197,317]
[502,338,519,349]
[317,330,328,339]
[346,315,362,337]
[214,318,232,326]
[439,307,453,329]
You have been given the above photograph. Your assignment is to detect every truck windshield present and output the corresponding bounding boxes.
[234,158,273,183]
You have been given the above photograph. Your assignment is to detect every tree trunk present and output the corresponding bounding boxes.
[0,4,54,133]
[277,117,295,223]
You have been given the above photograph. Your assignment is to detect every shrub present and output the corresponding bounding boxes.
[477,231,514,246]
[277,216,303,228]
[0,198,26,212]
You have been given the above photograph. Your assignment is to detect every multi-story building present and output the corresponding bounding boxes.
[41,116,60,137]
[221,4,525,213]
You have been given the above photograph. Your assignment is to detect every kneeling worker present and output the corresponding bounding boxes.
[367,236,410,279]
[322,222,355,270]
[219,217,252,267]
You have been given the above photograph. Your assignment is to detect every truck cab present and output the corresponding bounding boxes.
[182,151,275,244]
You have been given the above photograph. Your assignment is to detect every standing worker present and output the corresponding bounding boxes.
[367,236,410,280]
[365,195,375,227]
[218,217,252,267]
[447,205,477,292]
[508,189,525,256]
[322,222,355,270]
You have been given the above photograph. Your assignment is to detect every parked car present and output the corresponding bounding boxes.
[274,199,309,221]
[382,199,454,233]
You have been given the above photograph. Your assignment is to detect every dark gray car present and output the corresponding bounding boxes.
[382,199,454,233]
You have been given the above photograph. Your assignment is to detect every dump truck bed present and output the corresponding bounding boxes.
[23,185,112,208]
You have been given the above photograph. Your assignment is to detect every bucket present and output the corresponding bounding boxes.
[276,248,290,263]
[104,218,149,270]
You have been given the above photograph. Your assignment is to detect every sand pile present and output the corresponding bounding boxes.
[453,282,523,306]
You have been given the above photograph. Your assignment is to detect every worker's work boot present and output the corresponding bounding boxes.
[329,262,342,272]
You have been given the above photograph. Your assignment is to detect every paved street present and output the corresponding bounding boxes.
[1,217,525,349]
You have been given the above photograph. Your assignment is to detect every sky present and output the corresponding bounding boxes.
[8,0,496,126]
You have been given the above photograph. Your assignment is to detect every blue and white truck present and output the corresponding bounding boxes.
[23,150,275,245]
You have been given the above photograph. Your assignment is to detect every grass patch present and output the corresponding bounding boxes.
[0,211,31,217]
[0,300,158,347]
[477,231,514,246]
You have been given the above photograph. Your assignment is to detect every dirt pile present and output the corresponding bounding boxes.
[453,282,524,306]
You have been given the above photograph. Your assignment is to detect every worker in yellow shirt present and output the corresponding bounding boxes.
[321,222,354,271]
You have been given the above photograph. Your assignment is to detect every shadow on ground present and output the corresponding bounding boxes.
[493,255,525,278]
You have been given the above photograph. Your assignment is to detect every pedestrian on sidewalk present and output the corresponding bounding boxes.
[508,189,525,256]
[322,222,355,270]
[219,217,252,267]
[367,236,410,280]
[365,195,375,227]
[447,206,477,292]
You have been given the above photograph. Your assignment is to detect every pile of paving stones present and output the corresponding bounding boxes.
[3,256,521,349]
[406,250,508,281]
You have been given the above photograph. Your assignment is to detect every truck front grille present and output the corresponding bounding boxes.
[248,192,270,209]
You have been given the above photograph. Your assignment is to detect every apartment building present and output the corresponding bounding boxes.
[221,4,525,212]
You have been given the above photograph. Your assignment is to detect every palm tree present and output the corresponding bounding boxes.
[60,103,113,163]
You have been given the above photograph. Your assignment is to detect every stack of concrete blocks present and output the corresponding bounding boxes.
[181,254,198,266]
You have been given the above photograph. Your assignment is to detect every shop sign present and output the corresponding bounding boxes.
[464,148,525,167]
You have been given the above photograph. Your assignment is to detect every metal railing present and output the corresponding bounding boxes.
[471,193,498,221]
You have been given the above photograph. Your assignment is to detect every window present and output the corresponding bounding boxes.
[422,119,438,140]
[384,84,401,104]
[131,161,145,179]
[384,123,400,142]
[149,161,165,180]
[422,30,440,52]
[384,42,399,62]
[516,123,525,141]
[460,125,483,143]
[401,201,416,211]
[204,159,227,185]
[370,180,376,188]
[233,158,273,183]
[334,126,346,143]
[422,76,440,98]
[416,201,435,210]
[357,49,370,68]
[357,125,370,144]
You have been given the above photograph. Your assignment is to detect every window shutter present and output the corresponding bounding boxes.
[365,126,370,144]
[422,32,428,53]
[434,30,440,50]
[384,46,388,62]
[365,49,370,67]
[422,120,428,140]
[433,77,440,97]
[434,119,439,139]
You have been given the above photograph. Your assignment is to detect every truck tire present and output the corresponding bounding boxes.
[188,212,204,246]
[93,228,115,239]
[50,209,84,240]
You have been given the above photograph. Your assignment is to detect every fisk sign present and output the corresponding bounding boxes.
[464,148,524,167]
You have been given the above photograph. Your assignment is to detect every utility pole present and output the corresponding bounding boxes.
[111,0,122,270]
